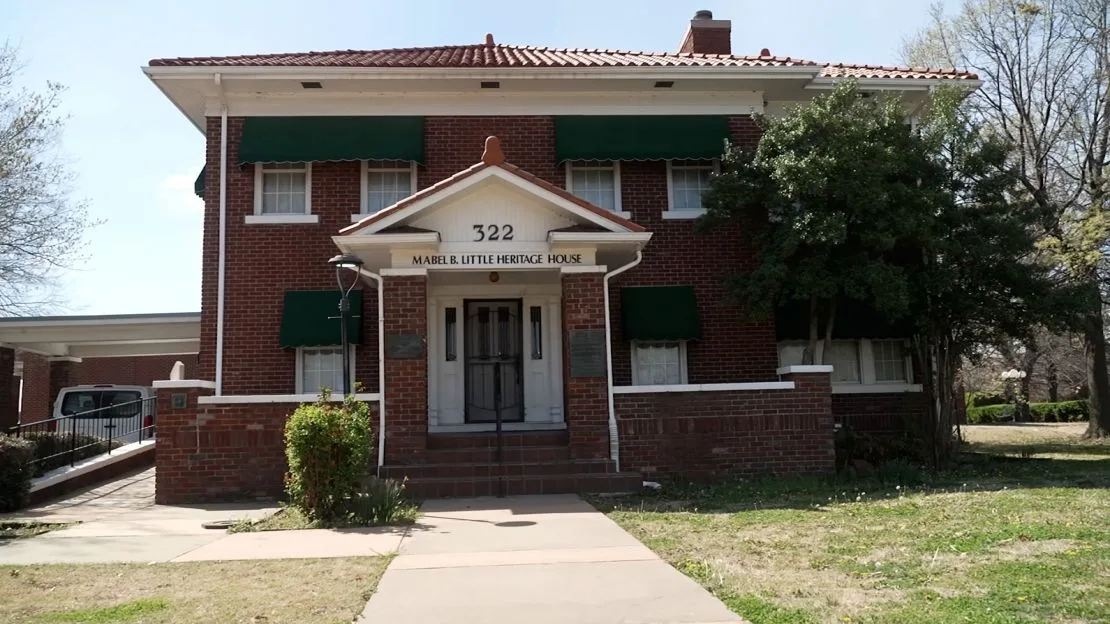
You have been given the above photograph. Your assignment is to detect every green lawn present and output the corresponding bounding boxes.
[597,423,1110,624]
[0,557,389,624]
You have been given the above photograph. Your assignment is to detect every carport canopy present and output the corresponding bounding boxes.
[0,312,200,359]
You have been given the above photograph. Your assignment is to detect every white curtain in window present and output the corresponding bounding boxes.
[367,169,412,213]
[825,341,860,383]
[872,340,907,382]
[634,342,683,385]
[570,166,617,211]
[302,347,344,393]
[670,166,712,211]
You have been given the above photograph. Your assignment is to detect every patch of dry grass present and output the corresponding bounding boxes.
[0,556,389,624]
[962,422,1110,460]
[603,426,1110,624]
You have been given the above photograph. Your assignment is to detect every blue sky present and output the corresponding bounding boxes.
[2,0,953,315]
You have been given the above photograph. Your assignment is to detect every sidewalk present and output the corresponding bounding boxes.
[0,468,399,564]
[358,495,742,624]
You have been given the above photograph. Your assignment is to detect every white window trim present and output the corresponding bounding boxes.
[294,345,356,395]
[564,161,630,219]
[354,161,418,222]
[630,340,689,386]
[250,163,315,224]
[663,159,719,219]
[777,338,913,386]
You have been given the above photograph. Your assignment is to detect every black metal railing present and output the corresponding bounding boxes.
[9,397,157,477]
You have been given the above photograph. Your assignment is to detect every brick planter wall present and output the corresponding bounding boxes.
[156,387,381,504]
[615,373,836,479]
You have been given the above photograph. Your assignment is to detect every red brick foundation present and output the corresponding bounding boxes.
[832,392,928,435]
[615,372,836,478]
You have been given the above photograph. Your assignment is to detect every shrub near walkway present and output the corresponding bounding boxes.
[598,424,1110,624]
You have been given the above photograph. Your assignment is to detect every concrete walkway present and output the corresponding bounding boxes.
[0,467,401,564]
[358,495,742,624]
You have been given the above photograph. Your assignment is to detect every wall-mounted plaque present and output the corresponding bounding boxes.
[569,329,607,378]
[171,393,187,410]
[385,334,424,359]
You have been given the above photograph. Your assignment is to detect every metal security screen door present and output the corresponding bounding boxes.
[464,300,523,423]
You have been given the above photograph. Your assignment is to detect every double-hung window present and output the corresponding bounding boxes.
[776,339,914,387]
[631,341,688,386]
[825,340,861,384]
[665,159,717,218]
[566,161,627,218]
[357,161,417,220]
[296,346,354,395]
[872,339,909,383]
[250,163,315,223]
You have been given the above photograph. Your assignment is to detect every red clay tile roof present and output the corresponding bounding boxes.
[148,43,976,80]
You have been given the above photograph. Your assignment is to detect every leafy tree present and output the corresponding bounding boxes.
[0,44,92,315]
[904,0,1110,437]
[701,84,929,364]
[702,82,1077,463]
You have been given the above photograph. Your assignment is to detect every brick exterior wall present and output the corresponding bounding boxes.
[609,116,777,385]
[561,273,610,461]
[199,115,771,396]
[382,275,428,464]
[0,347,15,431]
[201,117,380,395]
[832,392,929,435]
[15,353,49,425]
[616,372,836,478]
[14,353,197,424]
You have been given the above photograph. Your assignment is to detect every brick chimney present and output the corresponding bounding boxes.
[678,9,732,55]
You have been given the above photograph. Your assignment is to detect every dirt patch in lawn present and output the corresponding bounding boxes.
[0,556,389,624]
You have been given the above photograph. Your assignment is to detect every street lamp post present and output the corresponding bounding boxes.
[1000,368,1028,422]
[329,253,364,397]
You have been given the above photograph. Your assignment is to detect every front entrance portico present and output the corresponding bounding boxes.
[334,138,651,462]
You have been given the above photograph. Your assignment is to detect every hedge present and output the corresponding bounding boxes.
[0,435,35,512]
[966,400,1089,424]
[21,432,119,476]
[966,392,1009,408]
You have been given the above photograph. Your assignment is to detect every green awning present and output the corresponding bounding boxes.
[194,167,205,199]
[239,116,424,164]
[621,286,701,341]
[555,116,730,162]
[279,290,363,348]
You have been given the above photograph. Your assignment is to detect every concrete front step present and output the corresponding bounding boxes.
[381,459,612,480]
[403,471,643,499]
[424,445,571,464]
[426,430,569,449]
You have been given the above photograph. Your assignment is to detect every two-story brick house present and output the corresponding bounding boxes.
[144,10,977,502]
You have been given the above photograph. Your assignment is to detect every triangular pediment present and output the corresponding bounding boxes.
[340,164,644,241]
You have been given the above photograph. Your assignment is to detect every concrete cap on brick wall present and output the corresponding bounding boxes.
[777,365,834,376]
